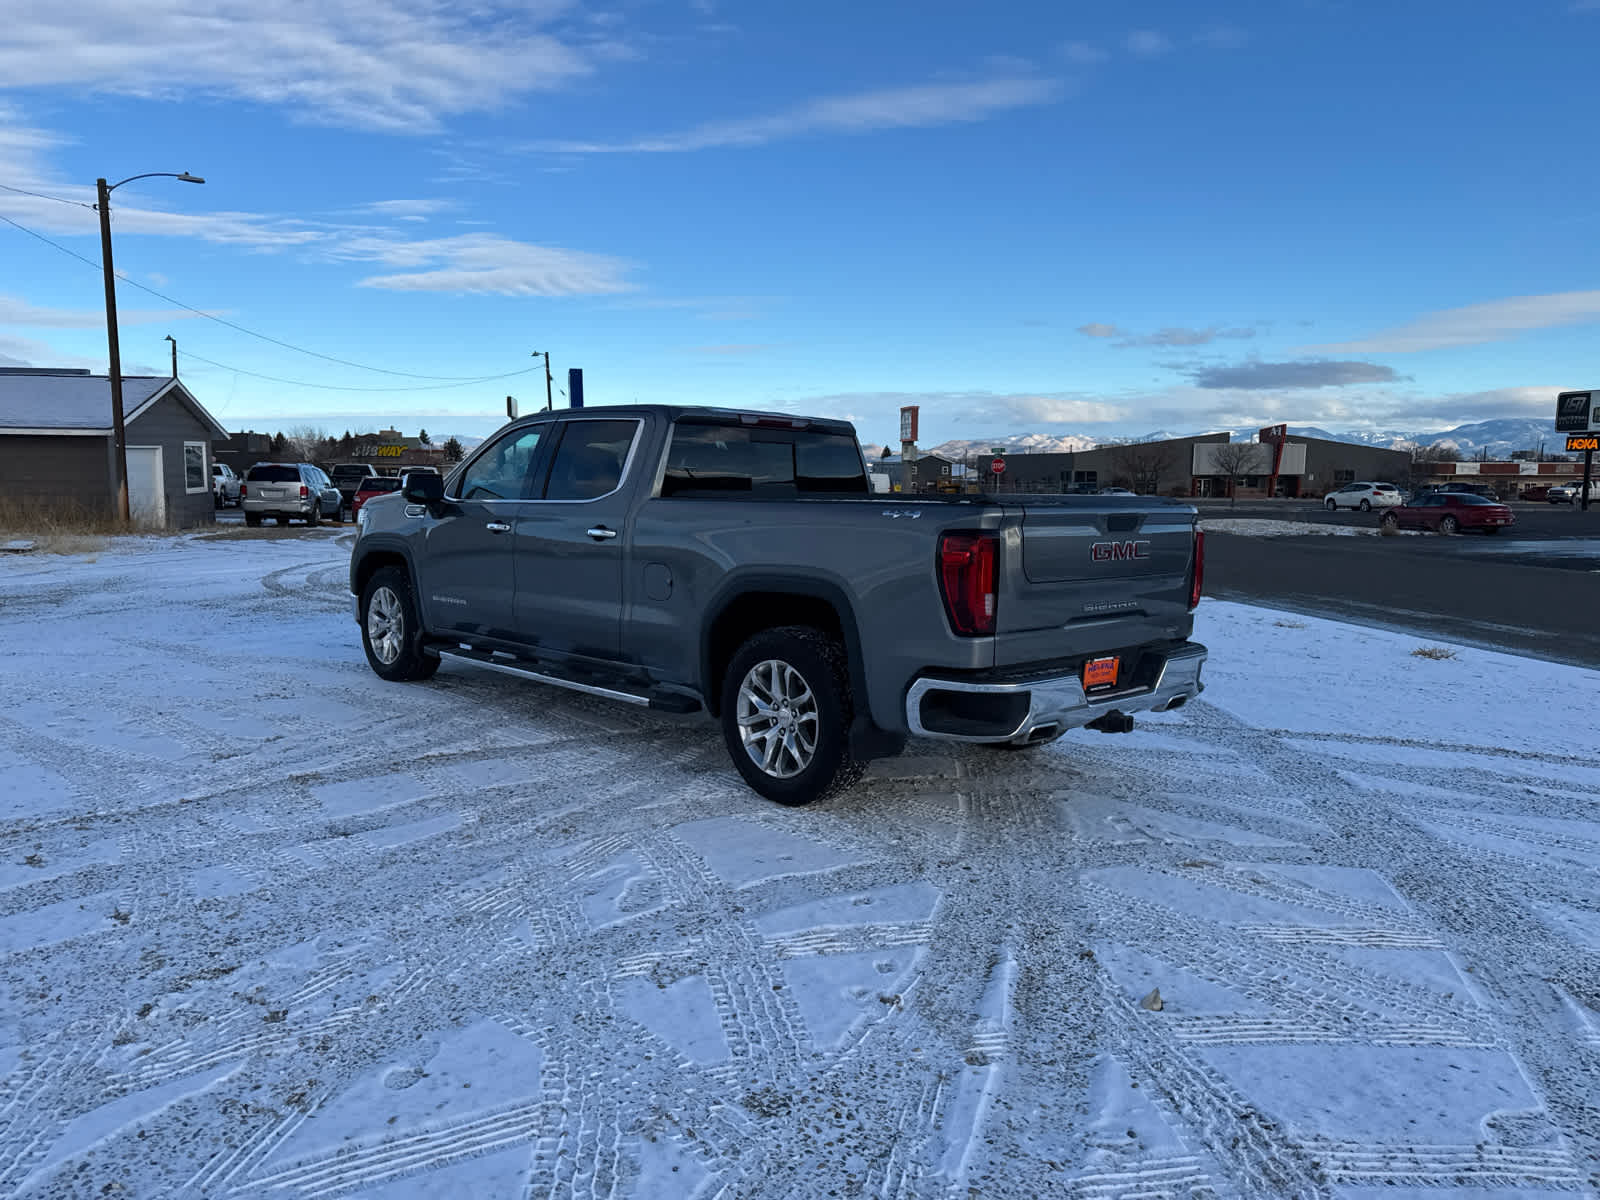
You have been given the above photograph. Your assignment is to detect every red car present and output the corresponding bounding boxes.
[1381,492,1515,535]
[350,475,403,518]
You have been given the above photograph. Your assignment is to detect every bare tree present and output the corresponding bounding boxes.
[283,424,328,463]
[1209,441,1258,507]
[1111,440,1178,495]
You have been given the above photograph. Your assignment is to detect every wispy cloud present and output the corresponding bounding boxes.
[1076,321,1257,347]
[1302,290,1600,353]
[1182,359,1405,389]
[350,199,455,218]
[0,0,605,132]
[1060,41,1109,65]
[0,294,210,328]
[527,77,1063,153]
[1125,30,1173,57]
[343,234,637,296]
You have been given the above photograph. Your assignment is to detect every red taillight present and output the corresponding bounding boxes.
[1189,528,1205,610]
[299,484,309,498]
[238,484,247,497]
[938,531,998,636]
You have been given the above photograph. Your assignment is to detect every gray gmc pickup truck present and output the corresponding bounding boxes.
[349,406,1207,805]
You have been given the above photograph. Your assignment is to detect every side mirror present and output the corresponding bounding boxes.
[403,473,445,504]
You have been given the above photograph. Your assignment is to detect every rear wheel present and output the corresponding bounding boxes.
[1381,512,1399,532]
[1439,515,1460,535]
[361,567,439,682]
[306,505,320,527]
[720,626,861,806]
[1359,499,1371,512]
[1484,525,1501,535]
[245,512,262,527]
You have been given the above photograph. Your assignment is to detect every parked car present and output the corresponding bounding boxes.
[1519,484,1556,502]
[1548,480,1599,504]
[211,463,241,507]
[241,462,341,527]
[330,463,382,516]
[1429,481,1502,501]
[1097,486,1136,496]
[350,474,403,519]
[1324,481,1403,511]
[349,406,1208,806]
[1380,492,1515,535]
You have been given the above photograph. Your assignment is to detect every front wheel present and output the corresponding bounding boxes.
[360,567,439,682]
[720,626,861,806]
[1325,499,1338,511]
[1439,515,1460,535]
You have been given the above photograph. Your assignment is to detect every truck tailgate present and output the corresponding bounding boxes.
[996,499,1196,641]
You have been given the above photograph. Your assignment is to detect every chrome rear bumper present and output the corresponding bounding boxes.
[904,643,1207,745]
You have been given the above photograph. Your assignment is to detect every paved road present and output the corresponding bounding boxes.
[1205,531,1600,667]
[1197,499,1600,541]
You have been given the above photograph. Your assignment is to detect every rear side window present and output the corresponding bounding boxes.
[246,465,300,482]
[543,420,639,501]
[661,421,867,498]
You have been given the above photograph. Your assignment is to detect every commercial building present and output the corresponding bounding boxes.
[0,368,228,528]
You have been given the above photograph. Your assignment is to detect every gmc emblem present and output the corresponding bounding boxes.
[1090,540,1151,562]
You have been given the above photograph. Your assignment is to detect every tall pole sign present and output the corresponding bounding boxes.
[899,405,919,495]
[1555,391,1598,512]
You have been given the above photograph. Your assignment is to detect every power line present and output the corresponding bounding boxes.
[0,181,94,209]
[0,208,516,381]
[181,348,539,393]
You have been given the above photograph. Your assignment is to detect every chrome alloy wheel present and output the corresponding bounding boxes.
[736,659,819,779]
[366,585,404,665]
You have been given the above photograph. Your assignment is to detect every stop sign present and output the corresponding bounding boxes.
[991,456,1006,475]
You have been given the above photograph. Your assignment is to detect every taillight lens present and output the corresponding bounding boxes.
[1189,528,1205,610]
[299,484,309,498]
[239,484,247,497]
[938,531,998,636]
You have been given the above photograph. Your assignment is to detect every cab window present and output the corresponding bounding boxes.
[455,426,545,500]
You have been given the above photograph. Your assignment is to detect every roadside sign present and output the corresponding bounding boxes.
[1568,434,1600,453]
[991,456,1006,475]
[899,406,919,442]
[1555,390,1597,432]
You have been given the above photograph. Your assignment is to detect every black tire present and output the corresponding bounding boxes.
[1325,499,1337,511]
[306,505,320,528]
[1381,512,1399,532]
[1439,515,1459,535]
[360,566,439,682]
[1359,499,1371,512]
[245,512,262,527]
[719,625,862,806]
[274,515,287,526]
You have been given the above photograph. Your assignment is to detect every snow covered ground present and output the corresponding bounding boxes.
[1198,518,1410,538]
[1,530,1597,1198]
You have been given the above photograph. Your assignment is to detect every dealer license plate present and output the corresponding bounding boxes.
[1083,656,1120,692]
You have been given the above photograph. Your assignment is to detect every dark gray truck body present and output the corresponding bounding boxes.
[349,406,1206,799]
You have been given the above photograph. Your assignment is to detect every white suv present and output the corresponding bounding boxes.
[1325,481,1403,511]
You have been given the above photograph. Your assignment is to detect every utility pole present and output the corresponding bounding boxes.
[164,334,177,379]
[533,351,553,411]
[97,177,131,524]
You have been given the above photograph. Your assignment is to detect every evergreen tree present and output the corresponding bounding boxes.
[443,437,464,462]
[271,432,287,454]
[418,428,432,445]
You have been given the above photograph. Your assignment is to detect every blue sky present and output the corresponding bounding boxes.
[2,0,1598,448]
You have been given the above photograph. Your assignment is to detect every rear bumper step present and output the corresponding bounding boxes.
[434,647,702,713]
[905,642,1205,745]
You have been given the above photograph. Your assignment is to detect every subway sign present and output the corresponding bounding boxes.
[1555,390,1597,432]
[1567,434,1600,453]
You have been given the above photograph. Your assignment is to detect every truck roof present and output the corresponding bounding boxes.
[504,404,858,437]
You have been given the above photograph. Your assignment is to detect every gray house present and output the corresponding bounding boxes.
[0,369,229,528]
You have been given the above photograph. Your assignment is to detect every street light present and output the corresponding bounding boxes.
[95,171,205,522]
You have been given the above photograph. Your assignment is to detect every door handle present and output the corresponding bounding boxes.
[586,526,619,541]
[485,521,512,533]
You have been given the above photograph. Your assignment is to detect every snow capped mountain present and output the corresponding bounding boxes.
[923,431,1190,458]
[916,418,1559,462]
